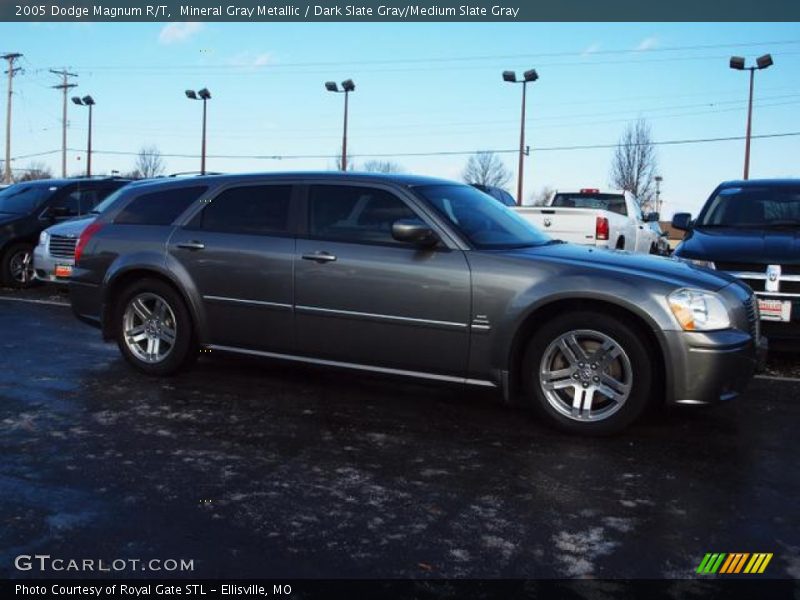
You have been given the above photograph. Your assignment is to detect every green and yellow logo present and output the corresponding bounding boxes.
[697,552,773,575]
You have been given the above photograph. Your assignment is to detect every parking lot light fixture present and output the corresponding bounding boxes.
[326,79,356,171]
[185,88,212,175]
[729,53,773,180]
[71,95,95,177]
[503,68,538,205]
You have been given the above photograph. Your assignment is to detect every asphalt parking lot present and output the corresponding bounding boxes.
[1,286,799,579]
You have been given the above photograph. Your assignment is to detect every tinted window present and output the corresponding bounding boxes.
[698,186,800,228]
[115,186,207,225]
[0,183,57,215]
[90,186,129,215]
[50,188,82,217]
[415,184,551,249]
[190,185,292,235]
[309,185,417,245]
[552,193,628,216]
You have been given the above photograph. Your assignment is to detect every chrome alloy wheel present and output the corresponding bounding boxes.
[9,249,34,284]
[539,329,633,422]
[122,293,177,364]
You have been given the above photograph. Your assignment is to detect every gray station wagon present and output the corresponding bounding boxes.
[69,173,765,435]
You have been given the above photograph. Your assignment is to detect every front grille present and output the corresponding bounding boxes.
[717,262,800,276]
[745,295,760,340]
[717,261,763,272]
[739,278,766,292]
[48,235,77,259]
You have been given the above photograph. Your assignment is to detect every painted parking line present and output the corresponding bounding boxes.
[0,295,69,307]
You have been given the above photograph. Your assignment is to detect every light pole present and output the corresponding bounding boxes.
[185,88,211,175]
[325,79,355,171]
[730,54,773,180]
[71,95,95,177]
[503,69,538,205]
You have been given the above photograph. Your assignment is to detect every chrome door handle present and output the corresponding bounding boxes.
[177,241,205,250]
[302,252,337,263]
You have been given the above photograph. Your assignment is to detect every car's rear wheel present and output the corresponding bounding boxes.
[115,278,194,375]
[1,243,35,288]
[522,311,653,435]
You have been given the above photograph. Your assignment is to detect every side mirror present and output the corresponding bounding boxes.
[645,211,660,223]
[392,218,439,247]
[671,212,693,231]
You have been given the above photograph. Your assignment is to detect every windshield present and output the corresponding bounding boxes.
[414,184,551,249]
[0,183,57,215]
[90,186,129,214]
[697,186,800,228]
[551,192,628,216]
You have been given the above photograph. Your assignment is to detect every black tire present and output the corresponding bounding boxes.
[1,243,36,288]
[615,237,625,250]
[114,278,195,375]
[521,310,653,435]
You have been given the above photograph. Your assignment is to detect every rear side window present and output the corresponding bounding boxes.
[552,193,628,216]
[308,185,417,245]
[188,185,292,235]
[115,186,207,225]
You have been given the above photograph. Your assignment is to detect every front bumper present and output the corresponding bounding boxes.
[663,329,765,405]
[33,243,73,285]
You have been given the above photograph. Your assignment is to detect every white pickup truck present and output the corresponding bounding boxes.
[514,188,662,254]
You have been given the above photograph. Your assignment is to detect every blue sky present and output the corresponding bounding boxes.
[1,21,799,216]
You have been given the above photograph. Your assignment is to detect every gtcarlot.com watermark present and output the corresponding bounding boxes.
[14,554,194,573]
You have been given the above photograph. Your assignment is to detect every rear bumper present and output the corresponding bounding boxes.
[69,278,103,330]
[664,329,765,405]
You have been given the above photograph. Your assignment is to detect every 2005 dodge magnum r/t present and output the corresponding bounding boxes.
[69,173,765,434]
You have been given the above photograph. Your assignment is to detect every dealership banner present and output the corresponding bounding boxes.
[3,579,799,599]
[3,0,800,21]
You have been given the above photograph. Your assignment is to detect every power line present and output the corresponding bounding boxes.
[66,38,800,71]
[29,131,795,163]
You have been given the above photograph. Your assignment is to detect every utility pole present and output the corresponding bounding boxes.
[2,53,22,184]
[50,68,78,178]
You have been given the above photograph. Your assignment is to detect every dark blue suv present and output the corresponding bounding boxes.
[0,177,129,287]
[673,179,800,346]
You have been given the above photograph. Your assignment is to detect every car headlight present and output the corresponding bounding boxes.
[39,230,49,246]
[668,288,730,331]
[679,257,716,270]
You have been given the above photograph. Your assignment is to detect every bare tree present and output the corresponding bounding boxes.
[531,186,555,206]
[362,160,404,173]
[609,119,658,206]
[462,151,511,189]
[15,162,53,182]
[331,150,355,172]
[134,145,166,179]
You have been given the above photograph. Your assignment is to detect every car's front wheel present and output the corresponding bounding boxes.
[115,278,194,375]
[1,243,35,288]
[522,311,653,435]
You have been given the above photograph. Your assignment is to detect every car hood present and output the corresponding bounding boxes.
[504,242,736,291]
[676,227,800,265]
[0,211,24,227]
[44,215,95,237]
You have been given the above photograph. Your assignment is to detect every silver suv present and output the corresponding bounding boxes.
[69,173,765,435]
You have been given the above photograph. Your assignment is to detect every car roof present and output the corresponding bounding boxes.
[718,178,800,189]
[120,171,459,193]
[12,177,131,187]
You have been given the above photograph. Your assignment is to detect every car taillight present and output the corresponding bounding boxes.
[596,216,609,240]
[580,188,600,194]
[74,222,104,264]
